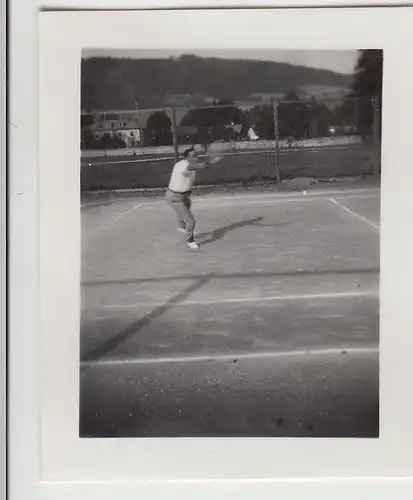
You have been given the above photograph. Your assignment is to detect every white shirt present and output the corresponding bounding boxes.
[168,159,196,193]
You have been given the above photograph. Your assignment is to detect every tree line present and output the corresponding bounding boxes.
[81,50,382,149]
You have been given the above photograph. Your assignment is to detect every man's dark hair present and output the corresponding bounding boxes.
[183,147,195,158]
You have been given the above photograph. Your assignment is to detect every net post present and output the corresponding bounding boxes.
[272,99,281,184]
[372,96,381,178]
[170,105,179,163]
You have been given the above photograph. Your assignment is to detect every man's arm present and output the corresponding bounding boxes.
[187,159,211,171]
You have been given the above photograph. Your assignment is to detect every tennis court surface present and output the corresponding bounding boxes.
[80,182,380,438]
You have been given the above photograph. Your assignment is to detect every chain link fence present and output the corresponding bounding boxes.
[81,96,381,191]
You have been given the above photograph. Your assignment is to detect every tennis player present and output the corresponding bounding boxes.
[166,146,221,249]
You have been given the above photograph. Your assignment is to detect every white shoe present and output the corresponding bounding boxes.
[188,241,200,249]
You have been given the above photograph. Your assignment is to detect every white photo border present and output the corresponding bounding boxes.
[9,1,413,500]
[1,0,6,496]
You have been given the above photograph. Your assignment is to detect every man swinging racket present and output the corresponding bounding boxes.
[165,144,223,249]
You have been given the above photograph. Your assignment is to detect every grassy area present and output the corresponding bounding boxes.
[81,145,375,192]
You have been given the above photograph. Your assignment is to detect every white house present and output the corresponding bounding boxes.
[82,110,155,147]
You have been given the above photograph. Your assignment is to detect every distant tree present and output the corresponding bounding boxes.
[308,102,333,137]
[101,132,113,150]
[351,50,383,99]
[113,134,127,149]
[247,99,312,140]
[146,111,172,146]
[98,132,127,149]
[81,129,100,149]
[279,100,311,139]
[181,104,248,143]
[217,99,234,106]
[247,105,274,140]
[350,50,383,136]
[331,100,358,129]
[284,89,300,101]
[80,114,95,129]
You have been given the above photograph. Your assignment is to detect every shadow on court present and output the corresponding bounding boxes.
[81,266,379,288]
[82,274,214,361]
[81,266,379,362]
[196,216,290,245]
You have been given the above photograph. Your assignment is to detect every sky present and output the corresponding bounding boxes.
[83,49,359,75]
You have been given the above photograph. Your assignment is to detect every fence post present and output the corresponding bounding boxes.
[372,96,381,178]
[272,99,281,184]
[170,106,179,163]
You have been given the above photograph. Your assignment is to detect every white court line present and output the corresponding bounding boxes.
[88,290,379,312]
[83,189,380,237]
[191,188,379,202]
[127,189,380,212]
[85,202,141,239]
[330,197,380,232]
[193,191,380,209]
[80,346,379,369]
[81,188,380,213]
[178,188,379,204]
[82,187,380,207]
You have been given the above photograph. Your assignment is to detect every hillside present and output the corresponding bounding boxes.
[81,55,353,111]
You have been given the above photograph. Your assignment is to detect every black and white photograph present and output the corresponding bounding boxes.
[9,0,413,493]
[79,48,382,439]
